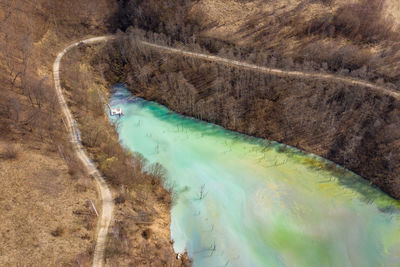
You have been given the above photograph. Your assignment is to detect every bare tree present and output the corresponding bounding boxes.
[197,184,208,200]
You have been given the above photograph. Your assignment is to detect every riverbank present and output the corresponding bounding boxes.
[97,33,400,199]
[109,86,400,266]
[60,43,190,266]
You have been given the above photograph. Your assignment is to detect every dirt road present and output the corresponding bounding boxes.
[53,36,115,267]
[53,35,399,267]
[141,41,400,100]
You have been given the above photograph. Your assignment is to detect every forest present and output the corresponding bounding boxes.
[0,1,190,265]
[1,0,400,265]
[109,0,400,88]
[95,28,400,199]
[93,0,400,199]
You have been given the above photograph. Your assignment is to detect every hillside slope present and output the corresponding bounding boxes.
[114,0,400,85]
[0,1,191,265]
[106,0,400,199]
[200,0,398,70]
[0,0,117,265]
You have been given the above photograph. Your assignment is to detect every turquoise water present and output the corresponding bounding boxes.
[109,86,400,267]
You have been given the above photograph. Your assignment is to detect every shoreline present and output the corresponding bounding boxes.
[115,86,400,212]
[97,35,400,200]
[59,41,191,266]
[108,85,400,266]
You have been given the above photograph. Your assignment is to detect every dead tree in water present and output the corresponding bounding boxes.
[208,241,216,257]
[197,184,208,200]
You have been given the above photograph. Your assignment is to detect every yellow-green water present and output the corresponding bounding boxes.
[109,86,400,266]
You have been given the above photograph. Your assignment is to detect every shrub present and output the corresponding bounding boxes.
[105,223,129,258]
[51,226,65,237]
[67,159,81,178]
[141,228,152,240]
[114,194,126,204]
[1,144,20,160]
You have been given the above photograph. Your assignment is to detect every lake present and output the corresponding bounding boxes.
[109,85,400,267]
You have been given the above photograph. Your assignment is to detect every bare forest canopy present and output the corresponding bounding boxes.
[0,0,399,264]
[94,27,400,199]
[110,0,400,88]
[100,0,400,199]
[0,0,192,265]
[2,0,398,152]
[0,0,116,138]
[0,0,119,265]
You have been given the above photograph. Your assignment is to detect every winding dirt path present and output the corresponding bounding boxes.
[53,36,115,267]
[53,35,399,267]
[142,41,400,100]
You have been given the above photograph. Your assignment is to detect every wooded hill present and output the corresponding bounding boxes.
[111,0,400,88]
[0,0,188,265]
[101,0,400,199]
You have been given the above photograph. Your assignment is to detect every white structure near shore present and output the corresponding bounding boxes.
[106,104,123,116]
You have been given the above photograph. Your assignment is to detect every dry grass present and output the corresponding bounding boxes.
[0,0,118,265]
[301,0,398,43]
[61,44,190,266]
[385,0,400,24]
[0,140,98,265]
